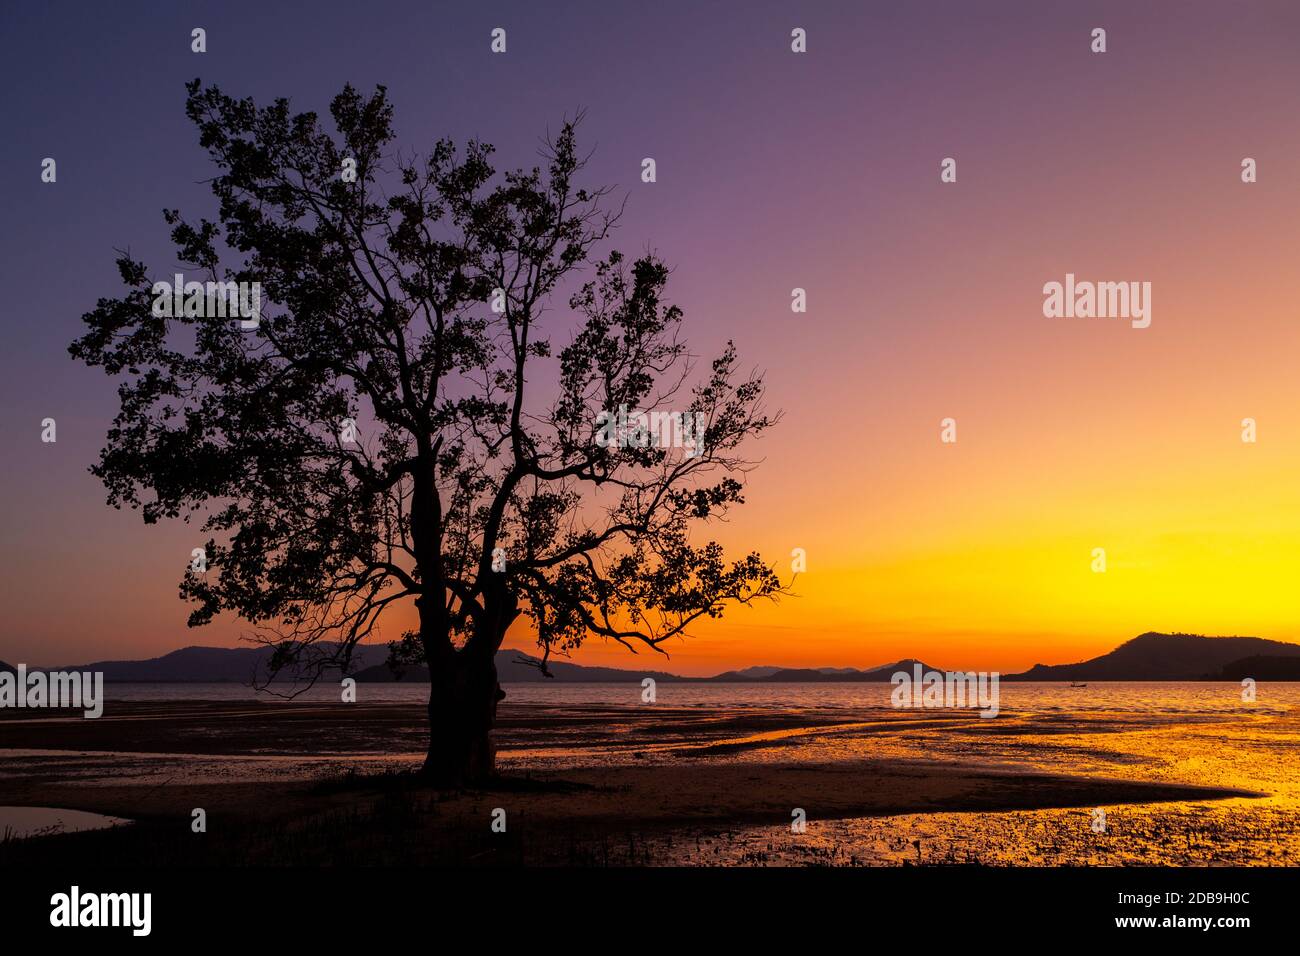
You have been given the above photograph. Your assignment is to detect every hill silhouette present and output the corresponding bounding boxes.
[359,655,941,683]
[28,645,944,683]
[711,665,786,679]
[713,659,940,683]
[359,654,685,683]
[1212,655,1300,680]
[43,644,390,682]
[25,633,1300,683]
[1006,632,1300,681]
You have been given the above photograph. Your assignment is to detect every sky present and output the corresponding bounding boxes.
[3,1,1300,676]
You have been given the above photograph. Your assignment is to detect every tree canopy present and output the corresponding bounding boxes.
[71,81,784,703]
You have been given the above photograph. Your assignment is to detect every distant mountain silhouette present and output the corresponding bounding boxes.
[357,655,940,683]
[711,665,786,679]
[14,646,939,683]
[41,644,390,682]
[32,646,682,683]
[1006,632,1300,681]
[0,660,14,674]
[358,653,685,683]
[1212,655,1300,681]
[27,633,1300,684]
[723,659,941,683]
[709,663,898,681]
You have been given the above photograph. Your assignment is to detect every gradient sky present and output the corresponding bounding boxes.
[4,1,1300,675]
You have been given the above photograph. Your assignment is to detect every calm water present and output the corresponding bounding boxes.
[0,806,128,840]
[97,680,1299,714]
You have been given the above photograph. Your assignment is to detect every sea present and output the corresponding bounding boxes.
[92,680,1300,714]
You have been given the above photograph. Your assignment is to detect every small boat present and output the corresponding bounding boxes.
[1069,681,1087,688]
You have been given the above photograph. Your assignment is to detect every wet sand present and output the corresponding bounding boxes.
[1,699,1295,865]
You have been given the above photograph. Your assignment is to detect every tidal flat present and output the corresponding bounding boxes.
[1,684,1296,866]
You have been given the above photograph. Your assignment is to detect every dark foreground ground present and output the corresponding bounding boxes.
[1,699,1296,865]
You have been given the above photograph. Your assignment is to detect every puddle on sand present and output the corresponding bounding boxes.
[0,806,129,840]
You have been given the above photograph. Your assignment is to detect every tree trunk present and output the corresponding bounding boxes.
[421,645,505,787]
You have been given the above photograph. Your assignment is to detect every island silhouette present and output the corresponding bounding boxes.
[22,632,1300,683]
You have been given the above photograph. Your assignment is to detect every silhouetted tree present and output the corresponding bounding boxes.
[71,81,782,784]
